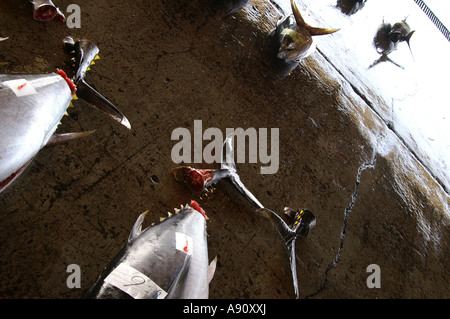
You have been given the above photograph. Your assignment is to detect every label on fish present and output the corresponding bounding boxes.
[3,79,37,97]
[176,232,193,255]
[104,263,167,299]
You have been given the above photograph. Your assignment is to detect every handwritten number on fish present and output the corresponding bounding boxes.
[152,290,163,299]
[123,275,146,287]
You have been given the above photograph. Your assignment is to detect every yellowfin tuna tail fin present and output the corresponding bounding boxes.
[257,207,316,299]
[309,26,340,36]
[221,134,264,208]
[291,0,307,27]
[290,0,339,36]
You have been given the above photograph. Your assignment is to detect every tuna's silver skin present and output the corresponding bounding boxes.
[0,73,72,192]
[0,36,131,193]
[86,202,211,299]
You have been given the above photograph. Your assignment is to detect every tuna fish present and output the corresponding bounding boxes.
[0,36,131,193]
[86,200,216,299]
[30,0,65,22]
[266,0,339,79]
[172,134,315,299]
[369,18,415,69]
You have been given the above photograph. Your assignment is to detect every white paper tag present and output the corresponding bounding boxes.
[176,232,193,255]
[104,263,167,299]
[4,79,37,97]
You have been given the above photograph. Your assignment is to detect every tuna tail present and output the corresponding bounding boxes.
[63,36,131,129]
[172,134,315,298]
[369,54,404,69]
[222,135,316,299]
[257,207,316,299]
[221,134,264,208]
[290,0,339,36]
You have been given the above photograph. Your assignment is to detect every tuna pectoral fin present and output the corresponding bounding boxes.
[46,131,95,147]
[75,79,132,129]
[208,256,218,284]
[0,37,8,41]
[256,208,300,299]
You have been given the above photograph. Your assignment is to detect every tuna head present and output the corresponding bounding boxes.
[276,0,339,63]
[30,0,65,22]
[0,71,76,193]
[86,201,215,299]
[0,37,131,193]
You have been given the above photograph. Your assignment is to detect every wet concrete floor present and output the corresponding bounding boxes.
[0,0,448,298]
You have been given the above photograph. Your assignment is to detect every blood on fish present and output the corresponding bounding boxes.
[56,69,77,94]
[17,83,27,89]
[183,238,189,252]
[190,200,208,220]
